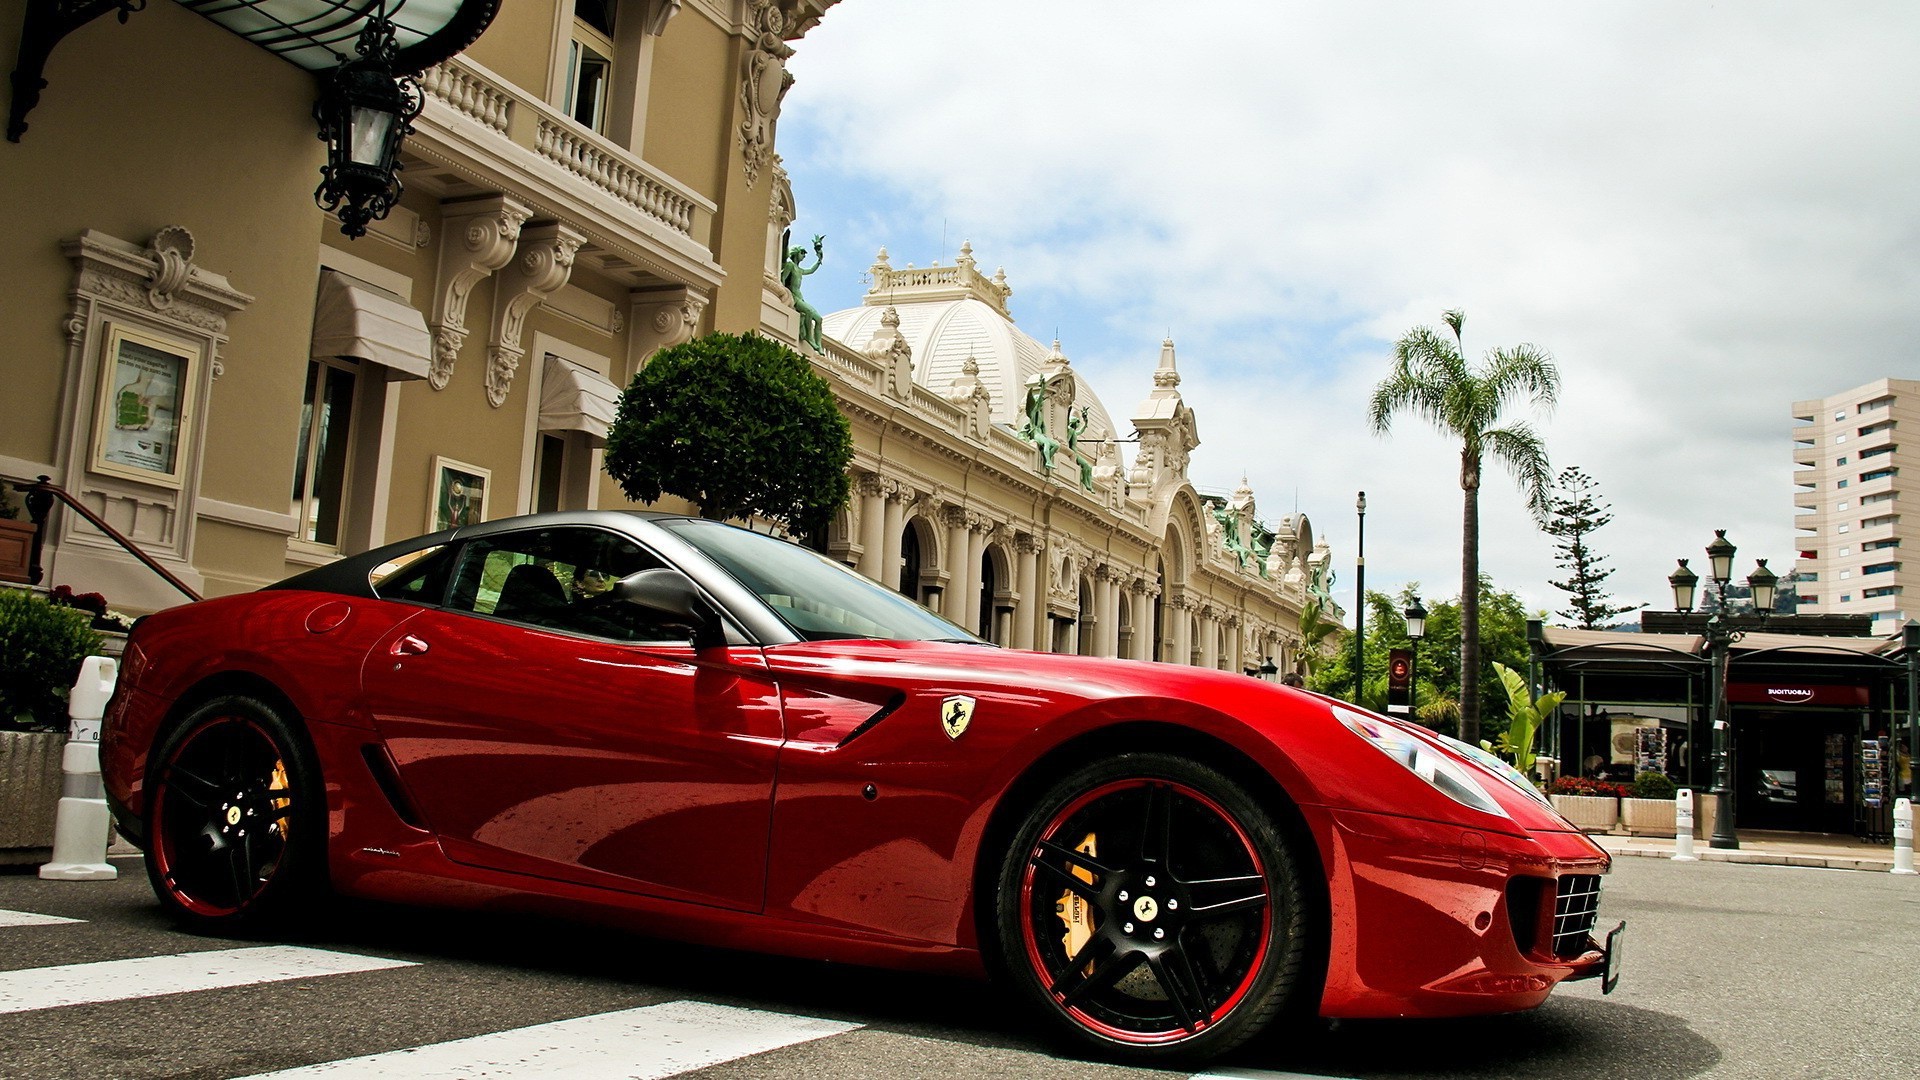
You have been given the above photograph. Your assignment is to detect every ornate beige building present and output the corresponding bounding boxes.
[1,0,1328,669]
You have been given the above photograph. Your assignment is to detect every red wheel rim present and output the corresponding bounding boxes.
[1018,778,1273,1045]
[151,716,295,917]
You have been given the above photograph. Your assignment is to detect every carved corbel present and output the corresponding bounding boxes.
[627,285,708,371]
[429,196,531,391]
[486,222,585,408]
[738,1,796,187]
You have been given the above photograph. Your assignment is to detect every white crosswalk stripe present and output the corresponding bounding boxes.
[0,909,83,928]
[0,945,415,1015]
[233,999,863,1079]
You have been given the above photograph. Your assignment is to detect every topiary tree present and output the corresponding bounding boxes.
[605,332,852,535]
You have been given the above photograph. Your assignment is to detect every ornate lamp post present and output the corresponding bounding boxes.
[1674,530,1777,851]
[1404,596,1427,716]
[1354,491,1366,703]
[312,10,424,239]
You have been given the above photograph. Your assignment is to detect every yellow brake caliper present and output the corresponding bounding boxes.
[268,759,292,840]
[1054,832,1099,966]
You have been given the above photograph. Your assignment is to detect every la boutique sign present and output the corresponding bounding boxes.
[1728,683,1869,707]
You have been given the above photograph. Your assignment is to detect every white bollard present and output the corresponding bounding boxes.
[40,656,119,881]
[1672,788,1697,861]
[1894,798,1916,876]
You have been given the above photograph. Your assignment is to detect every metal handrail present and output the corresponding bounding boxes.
[5,474,201,603]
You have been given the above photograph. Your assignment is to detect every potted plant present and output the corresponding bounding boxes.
[0,485,34,585]
[0,589,104,864]
[1621,770,1681,835]
[1547,775,1627,832]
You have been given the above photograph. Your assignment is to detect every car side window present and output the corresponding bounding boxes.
[444,527,691,643]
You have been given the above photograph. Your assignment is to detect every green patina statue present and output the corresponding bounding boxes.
[1066,406,1096,494]
[1016,382,1061,475]
[782,233,825,352]
[1210,498,1251,569]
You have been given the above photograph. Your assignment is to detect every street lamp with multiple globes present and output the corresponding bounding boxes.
[1354,491,1366,703]
[1670,529,1779,850]
[1404,595,1427,716]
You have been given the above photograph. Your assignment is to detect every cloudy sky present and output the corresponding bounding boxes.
[778,1,1920,625]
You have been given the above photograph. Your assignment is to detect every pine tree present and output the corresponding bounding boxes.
[1543,466,1639,628]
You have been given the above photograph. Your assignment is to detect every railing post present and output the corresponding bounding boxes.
[1673,788,1697,862]
[23,475,53,586]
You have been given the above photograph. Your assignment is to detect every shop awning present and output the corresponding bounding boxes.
[175,0,499,74]
[310,270,432,380]
[539,355,620,446]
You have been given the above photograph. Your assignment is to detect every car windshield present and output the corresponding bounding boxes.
[660,519,980,644]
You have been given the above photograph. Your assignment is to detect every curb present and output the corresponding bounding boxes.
[1605,844,1895,872]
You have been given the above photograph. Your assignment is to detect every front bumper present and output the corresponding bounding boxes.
[1309,806,1612,1018]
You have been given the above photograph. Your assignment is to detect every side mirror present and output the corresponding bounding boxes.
[612,568,722,648]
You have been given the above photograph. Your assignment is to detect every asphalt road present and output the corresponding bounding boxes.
[2,853,1915,1079]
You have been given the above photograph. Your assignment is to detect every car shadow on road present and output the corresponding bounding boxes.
[284,899,1722,1078]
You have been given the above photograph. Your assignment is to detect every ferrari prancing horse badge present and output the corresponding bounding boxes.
[940,695,975,740]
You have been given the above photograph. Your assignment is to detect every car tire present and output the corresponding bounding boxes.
[992,751,1311,1064]
[143,694,325,933]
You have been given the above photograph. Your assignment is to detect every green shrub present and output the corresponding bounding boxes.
[0,589,104,731]
[1632,771,1679,800]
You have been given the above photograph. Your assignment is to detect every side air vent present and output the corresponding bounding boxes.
[360,744,425,829]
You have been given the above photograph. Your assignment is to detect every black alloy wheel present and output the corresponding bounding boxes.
[144,695,323,930]
[994,752,1311,1063]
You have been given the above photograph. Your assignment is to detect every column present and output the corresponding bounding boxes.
[1015,535,1040,651]
[1171,597,1193,667]
[945,506,972,624]
[1198,608,1218,669]
[967,522,989,634]
[880,486,905,592]
[1100,574,1121,657]
[856,476,885,581]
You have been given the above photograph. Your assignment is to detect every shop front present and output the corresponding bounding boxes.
[1536,623,1917,841]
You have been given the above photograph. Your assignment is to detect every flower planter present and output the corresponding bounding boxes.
[1550,793,1619,832]
[0,729,66,865]
[0,519,35,584]
[1621,797,1678,836]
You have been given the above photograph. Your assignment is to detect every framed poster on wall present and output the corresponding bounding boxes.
[428,456,489,532]
[89,322,198,489]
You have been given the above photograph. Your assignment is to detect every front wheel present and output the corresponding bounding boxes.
[143,694,324,932]
[993,753,1313,1063]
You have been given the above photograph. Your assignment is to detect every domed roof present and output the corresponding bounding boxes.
[822,246,1120,442]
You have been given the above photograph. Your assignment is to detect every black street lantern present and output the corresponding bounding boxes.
[1669,559,1699,613]
[313,13,423,239]
[1748,559,1779,615]
[1403,596,1428,642]
[1705,529,1737,589]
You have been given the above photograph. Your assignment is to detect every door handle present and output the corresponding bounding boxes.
[391,635,430,657]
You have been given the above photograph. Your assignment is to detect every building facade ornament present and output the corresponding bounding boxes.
[627,284,709,370]
[738,1,805,187]
[429,196,532,391]
[486,222,584,408]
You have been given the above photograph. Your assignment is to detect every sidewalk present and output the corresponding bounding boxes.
[1591,828,1907,873]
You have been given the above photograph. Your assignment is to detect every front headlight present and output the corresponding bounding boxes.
[1436,733,1554,808]
[1334,706,1509,819]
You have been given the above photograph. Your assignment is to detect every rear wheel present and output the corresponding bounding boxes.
[143,695,323,931]
[993,753,1311,1063]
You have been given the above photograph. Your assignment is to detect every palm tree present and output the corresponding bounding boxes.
[1295,599,1340,678]
[1368,309,1557,747]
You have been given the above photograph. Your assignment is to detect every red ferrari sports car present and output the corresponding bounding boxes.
[102,511,1619,1063]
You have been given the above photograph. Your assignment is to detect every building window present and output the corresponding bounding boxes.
[1841,570,1852,579]
[1839,523,1851,533]
[1835,410,1847,421]
[1859,396,1893,413]
[1837,456,1849,465]
[291,358,357,547]
[1838,479,1849,488]
[1839,547,1852,556]
[1837,501,1850,511]
[565,1,616,132]
[1865,539,1901,551]
[533,433,567,513]
[1864,586,1901,599]
[1863,562,1899,575]
[1841,594,1853,603]
[1837,434,1849,444]
[1862,492,1897,505]
[1861,445,1894,458]
[1801,571,1819,581]
[1863,515,1898,529]
[1861,468,1897,482]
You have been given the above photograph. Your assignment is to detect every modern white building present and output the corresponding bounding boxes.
[1791,378,1920,630]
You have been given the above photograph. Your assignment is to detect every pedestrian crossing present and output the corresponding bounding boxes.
[1,905,1345,1080]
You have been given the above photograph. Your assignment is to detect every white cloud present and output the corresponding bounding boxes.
[783,1,1920,620]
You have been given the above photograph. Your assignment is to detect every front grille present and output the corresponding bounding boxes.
[1551,874,1603,958]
